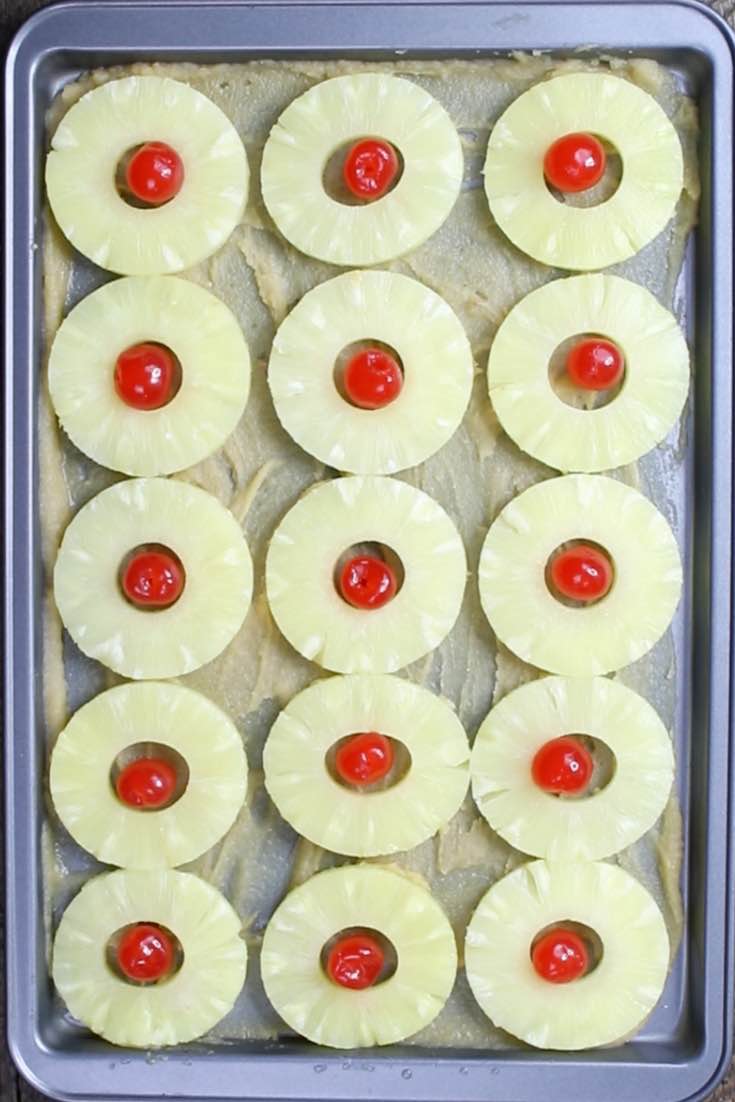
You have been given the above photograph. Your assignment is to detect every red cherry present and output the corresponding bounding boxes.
[566,338,624,391]
[115,757,177,809]
[327,933,385,990]
[549,545,613,603]
[121,548,185,609]
[339,555,397,610]
[343,139,400,201]
[335,732,394,787]
[114,343,179,411]
[343,348,403,410]
[532,736,593,795]
[532,927,589,984]
[544,132,606,194]
[116,923,175,983]
[125,142,184,205]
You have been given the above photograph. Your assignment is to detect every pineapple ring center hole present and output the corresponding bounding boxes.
[545,539,615,608]
[325,733,412,792]
[333,340,405,410]
[110,742,190,810]
[545,140,622,208]
[548,333,626,410]
[322,138,405,205]
[334,542,405,606]
[320,926,398,986]
[118,543,187,611]
[106,922,184,986]
[115,143,183,209]
[534,734,617,799]
[530,921,604,979]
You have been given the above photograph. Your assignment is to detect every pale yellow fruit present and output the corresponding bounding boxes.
[48,276,250,476]
[46,76,248,274]
[488,274,689,472]
[266,476,467,673]
[50,682,247,868]
[265,674,469,856]
[261,864,457,1047]
[268,270,473,474]
[261,73,462,266]
[484,72,683,270]
[478,475,682,675]
[465,860,669,1050]
[53,869,247,1047]
[54,478,253,680]
[471,676,674,859]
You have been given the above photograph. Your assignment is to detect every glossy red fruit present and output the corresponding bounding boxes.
[114,343,179,411]
[566,338,625,391]
[531,736,594,795]
[125,141,184,205]
[115,757,177,809]
[549,545,613,603]
[339,555,397,610]
[335,732,394,786]
[343,138,400,201]
[543,132,606,194]
[116,923,175,983]
[326,933,385,990]
[343,348,403,410]
[121,548,185,609]
[532,927,589,984]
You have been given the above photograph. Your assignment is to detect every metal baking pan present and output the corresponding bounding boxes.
[4,1,735,1100]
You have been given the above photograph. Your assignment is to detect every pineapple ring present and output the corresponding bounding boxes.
[269,270,473,474]
[261,864,457,1047]
[465,860,669,1050]
[50,682,247,869]
[46,76,248,275]
[264,674,469,856]
[471,676,674,860]
[54,478,253,680]
[479,474,682,676]
[484,72,683,270]
[488,274,690,472]
[261,73,463,266]
[53,869,247,1047]
[49,276,251,477]
[266,476,466,673]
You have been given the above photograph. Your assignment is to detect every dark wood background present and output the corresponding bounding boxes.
[2,0,734,1096]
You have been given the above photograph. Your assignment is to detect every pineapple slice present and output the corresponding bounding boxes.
[471,676,674,860]
[484,72,683,270]
[46,76,248,275]
[53,869,247,1047]
[488,274,689,472]
[50,682,247,868]
[264,674,469,856]
[261,864,456,1047]
[464,860,669,1050]
[265,476,467,673]
[269,270,473,475]
[261,73,462,266]
[479,474,681,676]
[49,276,250,477]
[53,478,253,680]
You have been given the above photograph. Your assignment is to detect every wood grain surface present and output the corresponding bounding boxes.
[1,0,733,1097]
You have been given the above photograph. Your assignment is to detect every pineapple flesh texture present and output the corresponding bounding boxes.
[50,682,248,869]
[264,674,469,857]
[53,478,253,680]
[52,869,247,1048]
[265,476,467,673]
[465,860,669,1050]
[49,276,251,477]
[484,73,683,270]
[269,270,473,475]
[479,474,682,676]
[488,274,690,472]
[261,864,457,1047]
[46,76,248,275]
[260,73,463,266]
[471,676,674,860]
